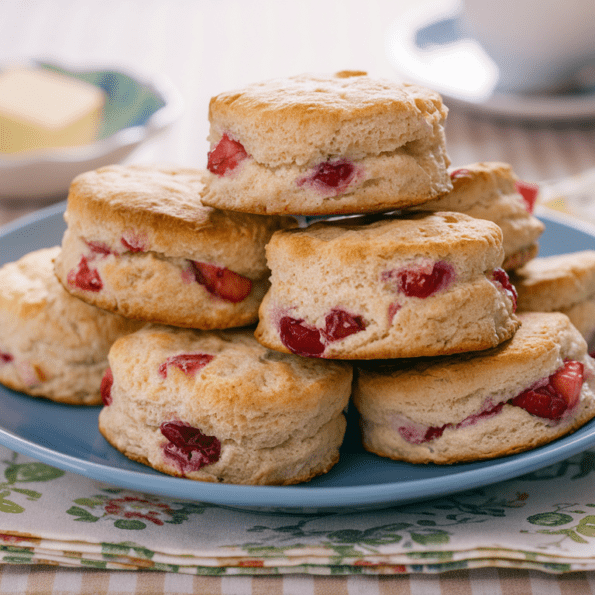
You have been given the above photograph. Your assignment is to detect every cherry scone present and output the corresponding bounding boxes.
[416,161,544,270]
[54,165,295,329]
[98,325,352,485]
[255,211,520,359]
[202,70,452,216]
[0,247,143,404]
[353,312,595,464]
[512,250,595,346]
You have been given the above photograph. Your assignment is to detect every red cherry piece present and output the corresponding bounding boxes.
[100,368,113,406]
[515,180,539,213]
[160,421,221,472]
[121,232,148,253]
[85,240,112,256]
[384,260,455,299]
[450,168,472,180]
[67,256,103,292]
[388,302,402,323]
[458,401,505,429]
[510,387,567,420]
[207,133,248,176]
[190,261,252,303]
[323,308,366,342]
[424,425,449,442]
[311,160,355,189]
[510,360,584,420]
[0,352,13,364]
[398,422,450,444]
[492,268,517,311]
[279,316,325,357]
[158,353,215,379]
[550,360,584,409]
[297,159,357,194]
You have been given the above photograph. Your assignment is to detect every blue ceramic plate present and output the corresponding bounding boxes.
[1,203,595,513]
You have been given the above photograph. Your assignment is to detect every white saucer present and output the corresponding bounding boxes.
[385,0,595,121]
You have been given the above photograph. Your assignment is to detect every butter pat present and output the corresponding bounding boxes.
[0,67,105,153]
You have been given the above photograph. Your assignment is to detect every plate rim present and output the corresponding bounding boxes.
[2,202,595,511]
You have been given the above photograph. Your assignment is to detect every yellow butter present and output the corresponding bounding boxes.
[0,67,105,153]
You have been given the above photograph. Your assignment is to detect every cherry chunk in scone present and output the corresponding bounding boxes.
[491,268,517,311]
[160,421,221,473]
[279,317,325,357]
[297,158,359,195]
[190,261,252,303]
[279,308,367,358]
[383,260,456,299]
[323,308,366,342]
[207,134,249,176]
[67,256,103,292]
[511,360,584,420]
[100,368,113,406]
[158,353,215,379]
[0,351,13,364]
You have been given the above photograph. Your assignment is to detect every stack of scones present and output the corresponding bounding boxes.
[1,71,595,482]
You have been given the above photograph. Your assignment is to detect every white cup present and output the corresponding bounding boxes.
[459,0,595,93]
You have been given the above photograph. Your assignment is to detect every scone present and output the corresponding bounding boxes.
[202,70,452,215]
[353,312,595,464]
[512,250,595,344]
[417,162,544,270]
[54,165,295,329]
[98,325,353,485]
[0,247,143,405]
[255,211,520,359]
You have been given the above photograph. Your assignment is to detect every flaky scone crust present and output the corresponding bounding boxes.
[98,326,352,484]
[513,250,595,312]
[0,247,143,404]
[64,164,295,272]
[255,212,519,359]
[202,71,452,215]
[264,211,504,264]
[54,165,295,328]
[354,312,595,463]
[418,162,545,268]
[361,401,595,464]
[207,71,449,167]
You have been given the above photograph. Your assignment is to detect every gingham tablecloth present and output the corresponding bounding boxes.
[2,443,595,593]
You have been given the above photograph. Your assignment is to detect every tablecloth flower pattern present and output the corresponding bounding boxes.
[2,444,595,575]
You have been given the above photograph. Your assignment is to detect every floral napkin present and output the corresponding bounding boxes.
[1,443,595,576]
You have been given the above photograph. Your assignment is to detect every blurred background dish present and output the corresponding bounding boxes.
[385,0,595,122]
[0,60,183,201]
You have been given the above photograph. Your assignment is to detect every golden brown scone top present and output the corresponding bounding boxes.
[209,71,446,123]
[267,211,504,265]
[65,164,295,260]
[513,250,595,311]
[208,71,449,167]
[356,312,585,413]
